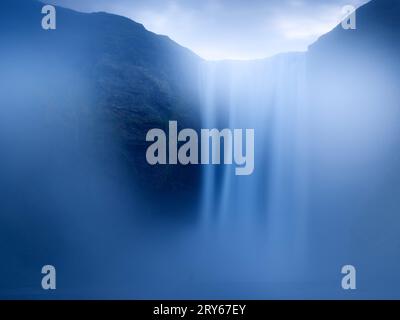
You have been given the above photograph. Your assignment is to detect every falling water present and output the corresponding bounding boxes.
[194,53,313,297]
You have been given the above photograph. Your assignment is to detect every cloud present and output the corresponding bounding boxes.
[48,0,370,60]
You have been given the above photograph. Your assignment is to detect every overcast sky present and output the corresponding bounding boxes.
[47,0,370,60]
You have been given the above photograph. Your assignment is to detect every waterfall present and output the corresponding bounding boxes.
[194,53,312,295]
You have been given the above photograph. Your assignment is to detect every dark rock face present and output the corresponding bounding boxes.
[0,0,205,295]
[305,0,400,282]
[0,0,203,199]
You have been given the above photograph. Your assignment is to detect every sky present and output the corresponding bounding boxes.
[47,0,370,60]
